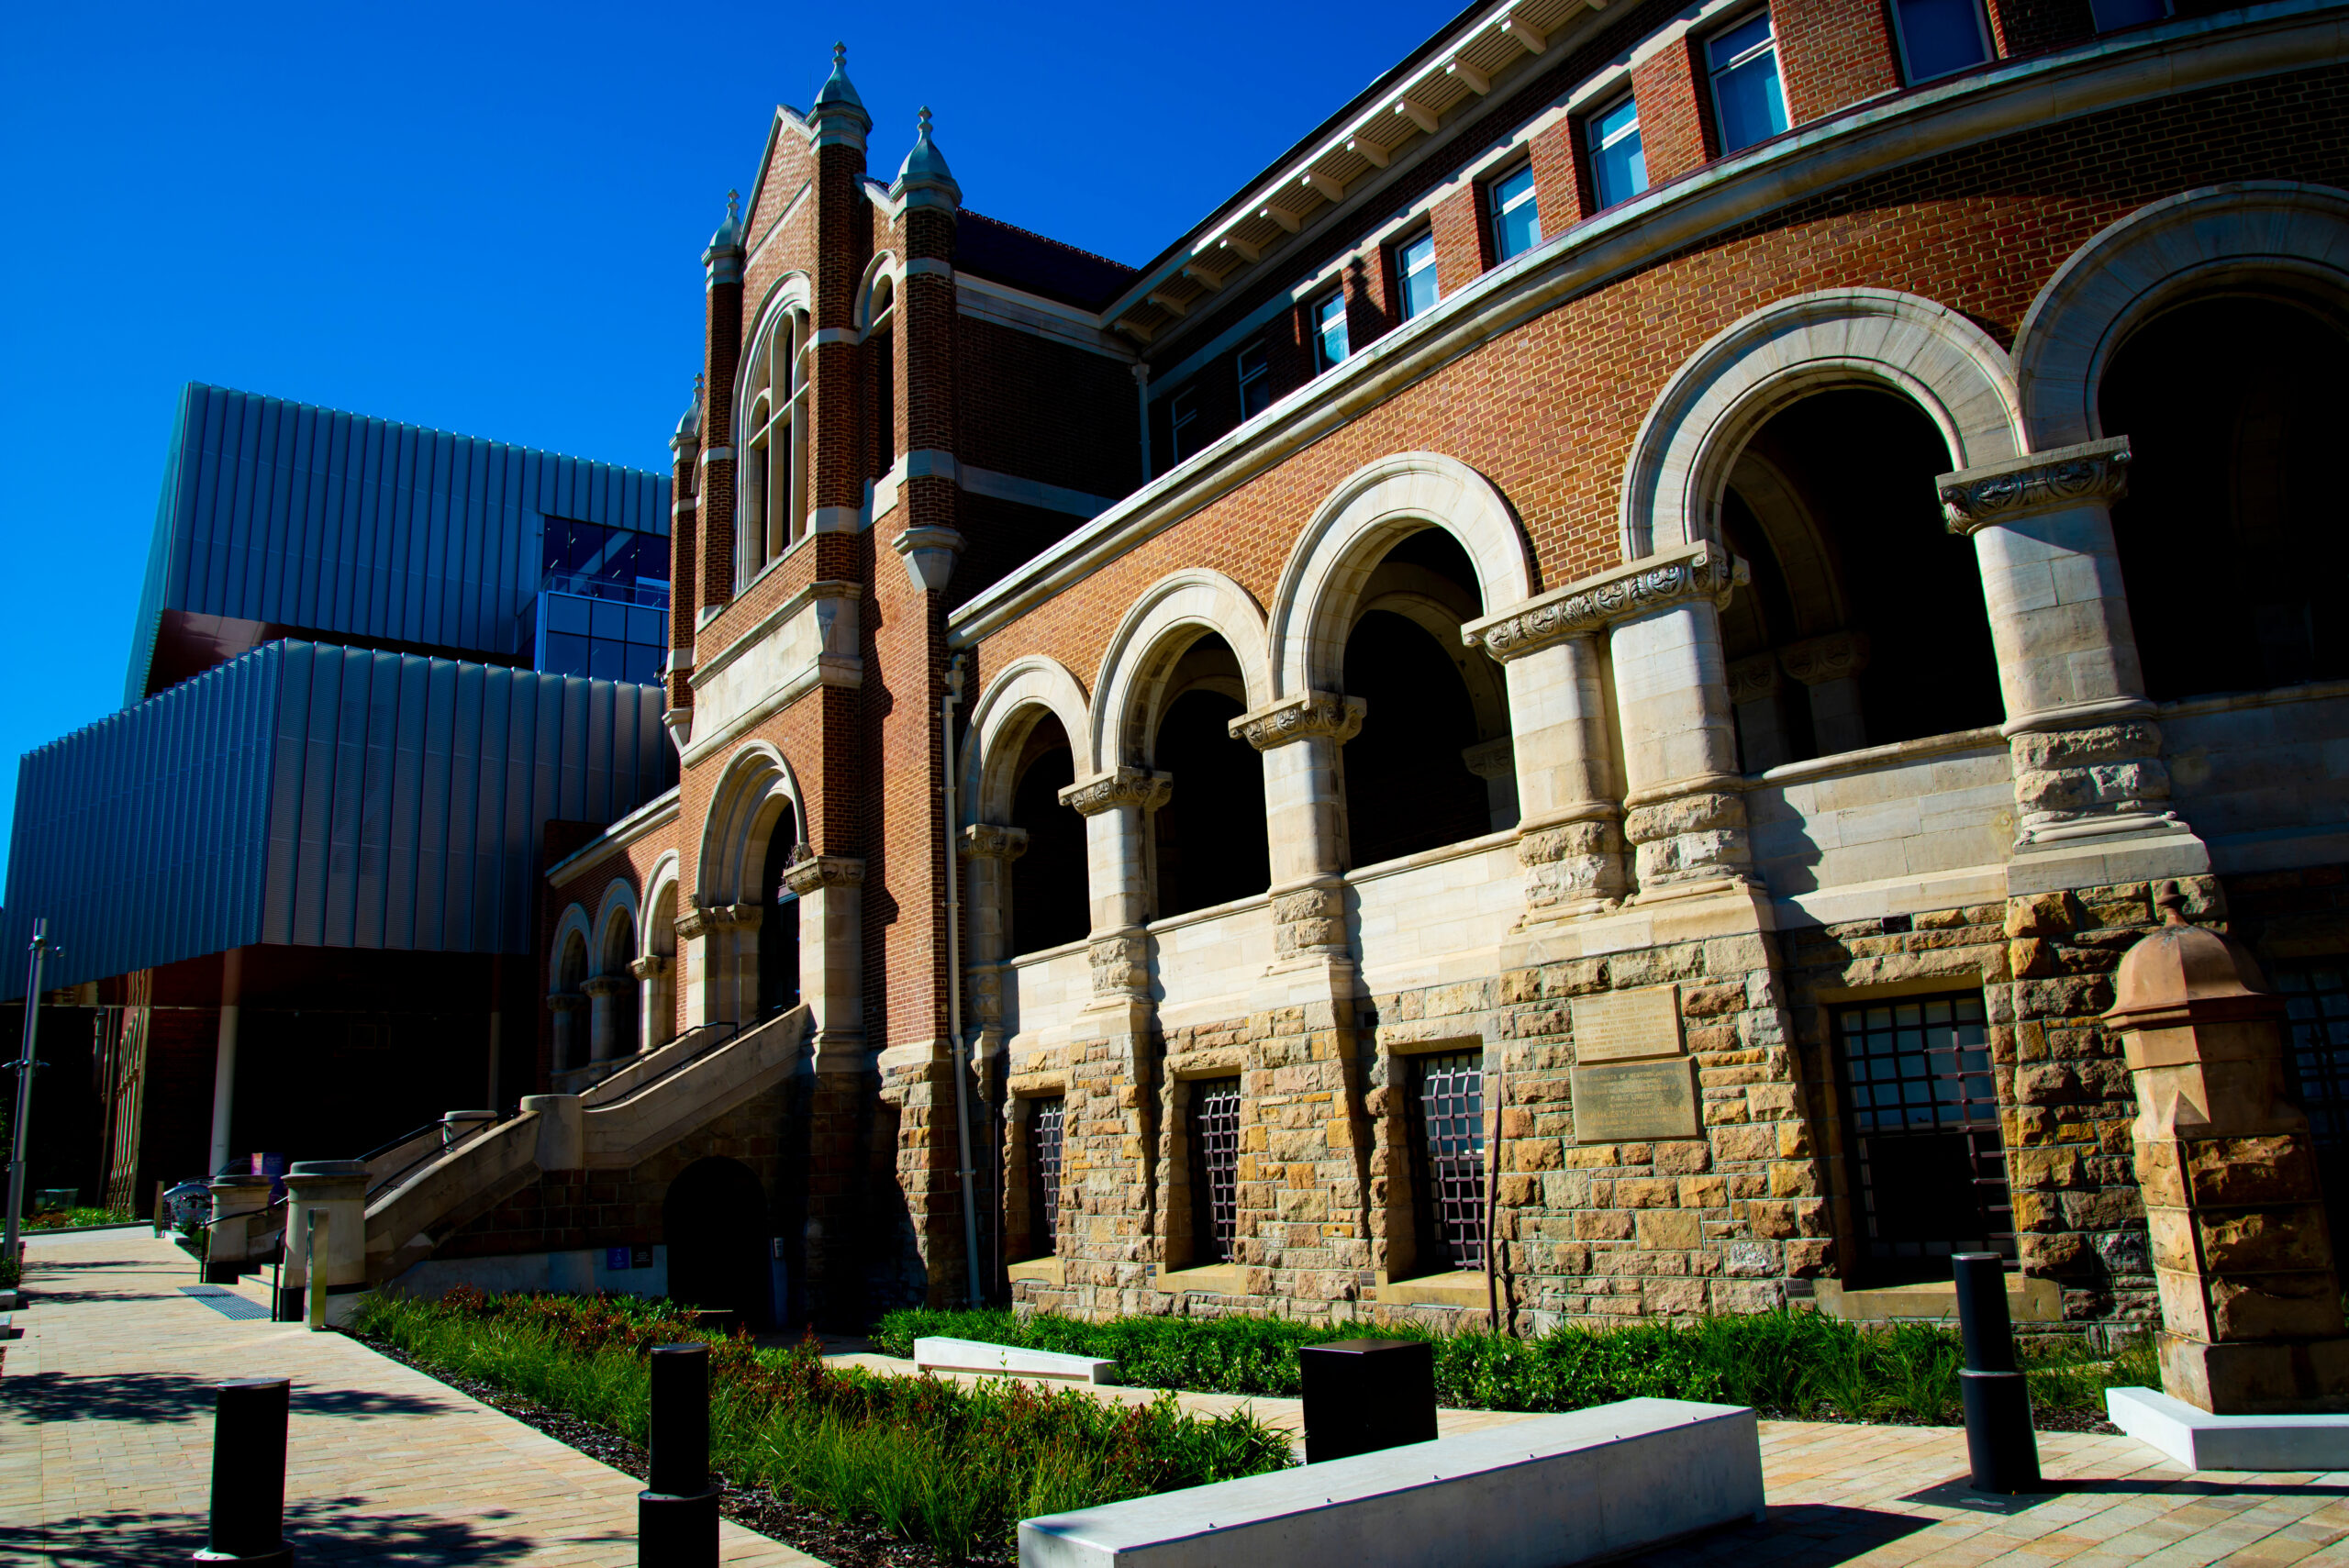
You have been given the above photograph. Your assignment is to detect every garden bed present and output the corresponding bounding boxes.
[353,1290,1291,1563]
[873,1306,2149,1433]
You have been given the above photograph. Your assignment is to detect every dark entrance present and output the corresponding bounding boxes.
[662,1156,772,1329]
[758,819,800,1018]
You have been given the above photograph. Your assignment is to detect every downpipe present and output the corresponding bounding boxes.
[941,655,983,1309]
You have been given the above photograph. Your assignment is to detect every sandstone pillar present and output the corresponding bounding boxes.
[629,953,673,1051]
[2104,888,2349,1414]
[1779,630,1869,757]
[1460,737,1520,832]
[960,823,1029,1080]
[1230,692,1363,958]
[545,991,584,1073]
[1938,439,2204,887]
[784,854,865,1070]
[581,974,626,1062]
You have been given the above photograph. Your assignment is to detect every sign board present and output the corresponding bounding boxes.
[1569,984,1685,1063]
[1572,1059,1702,1142]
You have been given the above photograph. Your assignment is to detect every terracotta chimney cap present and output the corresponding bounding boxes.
[2104,882,2280,1031]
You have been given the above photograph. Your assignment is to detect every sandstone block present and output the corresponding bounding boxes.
[1637,1209,1702,1250]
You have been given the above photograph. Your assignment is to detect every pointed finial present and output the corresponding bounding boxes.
[834,40,846,64]
[894,103,960,208]
[918,106,933,133]
[727,188,740,221]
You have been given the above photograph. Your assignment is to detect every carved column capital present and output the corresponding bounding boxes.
[1229,691,1365,751]
[580,975,626,999]
[544,992,585,1014]
[1778,630,1871,686]
[1460,737,1515,780]
[783,855,866,896]
[1938,437,2131,535]
[960,823,1030,861]
[1058,766,1173,816]
[1461,540,1746,662]
[628,954,670,982]
[1727,652,1783,703]
[673,906,713,941]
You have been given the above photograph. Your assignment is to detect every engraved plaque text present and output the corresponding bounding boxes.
[1570,984,1684,1064]
[1572,1059,1702,1142]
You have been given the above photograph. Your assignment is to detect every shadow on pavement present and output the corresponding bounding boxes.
[6,1372,453,1424]
[1614,1504,1935,1565]
[0,1499,588,1565]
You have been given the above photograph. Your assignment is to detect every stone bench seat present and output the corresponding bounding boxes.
[914,1335,1120,1385]
[1019,1396,1764,1567]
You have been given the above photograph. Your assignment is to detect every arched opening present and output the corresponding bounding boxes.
[1719,387,2001,771]
[740,305,810,586]
[1008,714,1087,953]
[599,909,639,1058]
[1149,633,1270,919]
[2101,294,2349,699]
[1341,528,1506,868]
[757,808,801,1019]
[554,929,588,1071]
[662,1155,771,1329]
[645,878,678,1050]
[865,275,896,481]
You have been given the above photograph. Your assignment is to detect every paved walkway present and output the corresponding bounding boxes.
[0,1229,816,1565]
[10,1229,2349,1565]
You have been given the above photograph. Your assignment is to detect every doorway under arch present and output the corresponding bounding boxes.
[662,1156,772,1329]
[1008,713,1088,954]
[1149,632,1270,919]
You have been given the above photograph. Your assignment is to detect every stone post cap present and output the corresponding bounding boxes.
[207,1173,274,1188]
[2104,886,2284,1035]
[287,1160,370,1177]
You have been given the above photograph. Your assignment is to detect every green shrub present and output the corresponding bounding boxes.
[874,1303,2145,1424]
[357,1289,1291,1560]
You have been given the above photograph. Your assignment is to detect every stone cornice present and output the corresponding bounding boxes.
[1939,437,2132,534]
[1230,692,1367,751]
[783,855,865,896]
[1057,767,1174,816]
[1462,542,1745,662]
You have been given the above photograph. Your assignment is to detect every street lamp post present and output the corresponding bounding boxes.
[5,918,55,1267]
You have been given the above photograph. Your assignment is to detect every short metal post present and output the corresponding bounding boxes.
[639,1342,718,1566]
[1953,1251,2041,1493]
[195,1377,292,1566]
[305,1212,328,1332]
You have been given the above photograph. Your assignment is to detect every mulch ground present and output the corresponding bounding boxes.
[359,1336,1014,1568]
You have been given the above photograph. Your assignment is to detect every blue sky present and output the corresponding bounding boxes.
[0,0,1452,889]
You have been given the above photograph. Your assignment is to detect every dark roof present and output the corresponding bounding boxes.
[955,211,1139,312]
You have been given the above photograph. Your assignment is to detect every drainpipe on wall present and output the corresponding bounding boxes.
[941,654,983,1309]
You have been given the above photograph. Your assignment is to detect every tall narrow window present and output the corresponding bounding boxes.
[1188,1076,1242,1264]
[1396,232,1440,321]
[1488,164,1541,261]
[1587,96,1649,210]
[867,277,896,480]
[1236,339,1274,419]
[1030,1095,1065,1253]
[1169,384,1203,463]
[2276,961,2349,1239]
[1834,992,2009,1282]
[1890,0,1991,82]
[740,308,809,589]
[1410,1051,1486,1271]
[1707,11,1790,154]
[1313,291,1350,372]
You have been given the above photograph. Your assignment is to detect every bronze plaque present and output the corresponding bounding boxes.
[1570,984,1684,1063]
[1573,1060,1702,1142]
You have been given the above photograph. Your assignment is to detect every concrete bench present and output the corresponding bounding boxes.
[1019,1397,1763,1568]
[914,1336,1120,1385]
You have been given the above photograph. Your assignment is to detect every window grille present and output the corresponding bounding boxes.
[1489,164,1542,260]
[2274,959,2349,1232]
[1030,1095,1064,1251]
[1411,1051,1487,1270]
[1833,991,2010,1278]
[1188,1076,1243,1264]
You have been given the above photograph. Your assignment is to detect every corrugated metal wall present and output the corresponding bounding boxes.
[6,642,674,995]
[125,384,672,706]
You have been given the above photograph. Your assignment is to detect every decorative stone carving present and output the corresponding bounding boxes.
[2010,720,2178,844]
[891,524,966,593]
[1057,767,1174,816]
[1229,691,1365,751]
[960,823,1030,861]
[1938,437,2131,535]
[1727,653,1782,703]
[580,975,625,998]
[673,906,715,941]
[1272,884,1346,957]
[1460,737,1514,780]
[1777,630,1870,686]
[628,954,670,982]
[783,855,867,896]
[1461,541,1746,663]
[1516,817,1626,911]
[1088,932,1150,996]
[967,962,1007,1027]
[1622,788,1752,887]
[544,992,585,1012]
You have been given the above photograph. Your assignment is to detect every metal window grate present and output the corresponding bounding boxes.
[2273,960,2349,1233]
[1833,991,2011,1273]
[1189,1077,1243,1264]
[1031,1096,1064,1250]
[1411,1051,1487,1271]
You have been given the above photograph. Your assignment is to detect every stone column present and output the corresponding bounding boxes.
[629,953,673,1051]
[1460,737,1520,832]
[283,1159,369,1326]
[1779,630,1869,757]
[2104,889,2349,1414]
[783,854,865,1069]
[1939,439,2200,881]
[1727,653,1789,773]
[1228,693,1363,959]
[960,824,1029,1078]
[581,974,625,1062]
[1058,767,1173,1000]
[544,992,584,1073]
[674,905,718,1027]
[205,1173,273,1284]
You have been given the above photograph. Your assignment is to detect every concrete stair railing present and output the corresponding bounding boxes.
[362,1004,812,1284]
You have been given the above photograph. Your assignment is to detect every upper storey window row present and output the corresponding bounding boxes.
[1708,11,1790,154]
[739,306,810,591]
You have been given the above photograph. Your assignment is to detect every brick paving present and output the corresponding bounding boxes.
[9,1229,2349,1565]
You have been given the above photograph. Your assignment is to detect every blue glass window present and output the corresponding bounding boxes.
[1489,164,1541,261]
[1397,232,1440,321]
[1587,97,1649,210]
[1892,0,1990,81]
[541,517,669,607]
[543,631,589,674]
[1314,292,1350,371]
[1707,12,1789,155]
[1237,339,1274,419]
[628,606,663,646]
[1170,386,1203,463]
[546,594,591,636]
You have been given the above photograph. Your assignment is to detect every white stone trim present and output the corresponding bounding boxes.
[695,740,807,906]
[960,464,1121,521]
[1619,288,2022,560]
[2012,181,2349,450]
[1090,569,1274,774]
[640,851,683,959]
[964,655,1095,824]
[592,880,641,973]
[543,788,682,884]
[1269,451,1531,699]
[957,273,1137,361]
[549,903,594,992]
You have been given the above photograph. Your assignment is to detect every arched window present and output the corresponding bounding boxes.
[865,276,896,481]
[1008,715,1087,955]
[600,909,639,1058]
[1720,387,2000,771]
[740,306,810,587]
[1150,634,1271,919]
[2101,295,2349,699]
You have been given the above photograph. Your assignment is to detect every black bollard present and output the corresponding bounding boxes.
[197,1377,292,1566]
[1953,1251,2041,1494]
[1298,1339,1438,1463]
[639,1342,718,1567]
